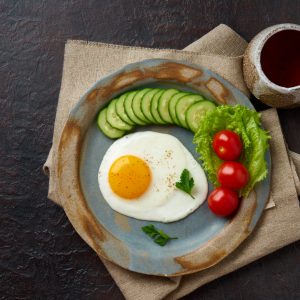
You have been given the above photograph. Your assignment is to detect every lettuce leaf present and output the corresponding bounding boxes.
[193,105,270,197]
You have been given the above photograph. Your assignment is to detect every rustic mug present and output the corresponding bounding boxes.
[243,23,300,108]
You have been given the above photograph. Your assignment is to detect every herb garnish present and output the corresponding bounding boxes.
[175,169,195,199]
[142,224,177,246]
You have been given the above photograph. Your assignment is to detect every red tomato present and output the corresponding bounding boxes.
[208,187,239,217]
[217,161,249,190]
[212,130,242,160]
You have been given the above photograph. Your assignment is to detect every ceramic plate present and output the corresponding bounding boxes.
[57,59,271,276]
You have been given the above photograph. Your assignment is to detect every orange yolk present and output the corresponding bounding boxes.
[108,155,151,199]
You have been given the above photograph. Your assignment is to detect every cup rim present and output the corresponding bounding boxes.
[255,23,300,92]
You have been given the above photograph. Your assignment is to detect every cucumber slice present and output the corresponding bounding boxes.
[175,94,204,128]
[132,88,151,123]
[151,90,166,124]
[115,93,135,125]
[97,108,125,139]
[124,91,146,125]
[158,89,179,123]
[169,92,191,125]
[107,99,133,131]
[141,88,161,123]
[186,101,216,132]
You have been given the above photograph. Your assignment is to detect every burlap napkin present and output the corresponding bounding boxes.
[44,24,300,300]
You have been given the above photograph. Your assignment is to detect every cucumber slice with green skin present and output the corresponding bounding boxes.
[169,92,191,125]
[151,90,166,124]
[132,88,152,123]
[97,108,126,139]
[141,88,161,123]
[186,101,217,133]
[158,89,179,123]
[124,91,146,125]
[175,94,204,128]
[115,93,135,126]
[107,99,133,131]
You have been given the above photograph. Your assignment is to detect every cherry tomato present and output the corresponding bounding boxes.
[213,130,242,160]
[208,187,239,217]
[217,161,249,190]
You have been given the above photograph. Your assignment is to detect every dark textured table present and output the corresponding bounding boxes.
[1,1,300,299]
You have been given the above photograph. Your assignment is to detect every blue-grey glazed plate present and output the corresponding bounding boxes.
[57,59,271,276]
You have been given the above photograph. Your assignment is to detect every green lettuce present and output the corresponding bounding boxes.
[193,105,270,197]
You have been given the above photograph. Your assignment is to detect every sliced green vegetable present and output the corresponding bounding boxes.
[158,88,179,123]
[175,94,203,128]
[97,88,215,138]
[141,88,161,123]
[107,99,133,131]
[124,91,146,125]
[151,90,166,124]
[169,92,191,125]
[115,93,135,125]
[186,101,216,132]
[132,88,152,123]
[97,108,126,139]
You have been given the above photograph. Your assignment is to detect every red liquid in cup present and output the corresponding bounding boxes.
[261,30,300,88]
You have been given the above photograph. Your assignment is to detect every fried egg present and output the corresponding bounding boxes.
[98,131,207,222]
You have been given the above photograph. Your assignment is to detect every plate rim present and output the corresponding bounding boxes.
[56,58,271,276]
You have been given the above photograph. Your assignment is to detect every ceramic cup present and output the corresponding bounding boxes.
[243,23,300,108]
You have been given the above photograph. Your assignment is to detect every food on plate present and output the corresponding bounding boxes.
[175,169,195,199]
[97,90,269,222]
[97,108,125,139]
[212,130,242,161]
[217,161,249,190]
[209,129,249,216]
[109,155,151,199]
[98,131,208,223]
[186,101,216,132]
[142,224,177,246]
[97,88,216,138]
[208,187,239,217]
[194,105,270,197]
[211,130,248,216]
[107,99,133,131]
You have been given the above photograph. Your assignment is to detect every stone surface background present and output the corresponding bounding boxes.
[0,1,299,299]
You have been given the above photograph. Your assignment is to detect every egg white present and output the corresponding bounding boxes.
[98,131,208,223]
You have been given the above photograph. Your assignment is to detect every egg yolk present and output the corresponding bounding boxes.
[108,155,151,199]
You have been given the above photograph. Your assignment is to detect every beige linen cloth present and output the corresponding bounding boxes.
[44,24,300,300]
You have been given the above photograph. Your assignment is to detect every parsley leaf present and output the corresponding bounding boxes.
[175,169,195,199]
[142,225,177,246]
